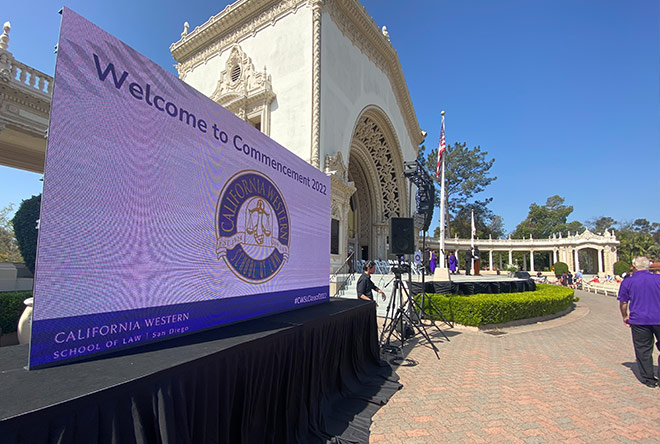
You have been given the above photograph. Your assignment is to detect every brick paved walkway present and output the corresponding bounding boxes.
[369,290,660,443]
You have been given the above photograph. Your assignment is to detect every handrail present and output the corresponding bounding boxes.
[330,252,355,283]
[330,252,355,297]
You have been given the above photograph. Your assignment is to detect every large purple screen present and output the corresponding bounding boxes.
[29,9,330,369]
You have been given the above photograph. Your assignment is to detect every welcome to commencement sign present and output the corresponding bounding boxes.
[29,9,330,369]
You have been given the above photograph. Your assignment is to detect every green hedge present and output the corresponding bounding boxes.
[418,284,575,327]
[553,261,569,277]
[0,291,31,334]
[613,261,630,277]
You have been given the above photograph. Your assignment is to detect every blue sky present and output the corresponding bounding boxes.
[2,0,658,234]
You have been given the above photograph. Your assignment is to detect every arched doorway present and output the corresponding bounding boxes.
[578,248,600,274]
[347,108,407,261]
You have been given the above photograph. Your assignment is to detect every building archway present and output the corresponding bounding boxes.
[578,248,600,274]
[347,107,408,261]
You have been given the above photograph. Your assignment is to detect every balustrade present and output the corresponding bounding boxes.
[8,59,52,95]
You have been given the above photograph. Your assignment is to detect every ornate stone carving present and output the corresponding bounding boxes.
[171,0,309,78]
[331,203,341,220]
[324,151,348,181]
[310,0,322,168]
[210,44,275,133]
[353,115,401,220]
[350,159,372,248]
[381,26,390,42]
[171,0,422,148]
[0,21,12,81]
[0,21,9,50]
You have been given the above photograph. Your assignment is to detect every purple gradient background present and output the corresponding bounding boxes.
[29,9,330,368]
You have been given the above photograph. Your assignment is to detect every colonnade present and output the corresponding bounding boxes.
[425,229,619,275]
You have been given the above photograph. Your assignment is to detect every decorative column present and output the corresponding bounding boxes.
[374,223,388,259]
[489,250,493,271]
[598,248,603,274]
[309,0,322,168]
[553,249,557,264]
[605,247,615,275]
[573,249,580,273]
[509,250,513,266]
[530,250,535,272]
[0,22,13,81]
[326,152,356,271]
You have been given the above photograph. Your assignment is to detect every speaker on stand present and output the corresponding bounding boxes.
[390,217,415,255]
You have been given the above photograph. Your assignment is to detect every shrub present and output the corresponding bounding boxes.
[0,291,31,334]
[613,261,630,277]
[12,194,41,274]
[418,284,575,327]
[553,261,568,277]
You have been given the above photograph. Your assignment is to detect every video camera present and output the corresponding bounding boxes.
[390,263,411,276]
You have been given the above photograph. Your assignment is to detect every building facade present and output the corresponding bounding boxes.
[0,21,51,173]
[170,0,425,272]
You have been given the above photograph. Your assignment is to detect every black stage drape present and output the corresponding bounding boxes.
[410,278,536,296]
[0,299,401,444]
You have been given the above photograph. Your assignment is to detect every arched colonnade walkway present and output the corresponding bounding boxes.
[426,229,619,275]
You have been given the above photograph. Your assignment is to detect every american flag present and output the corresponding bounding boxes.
[436,117,446,178]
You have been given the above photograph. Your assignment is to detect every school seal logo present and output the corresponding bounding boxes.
[215,170,290,283]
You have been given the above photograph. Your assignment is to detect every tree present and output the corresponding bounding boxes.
[12,194,41,274]
[424,142,496,216]
[423,142,498,237]
[585,216,616,234]
[615,218,660,263]
[0,204,23,262]
[513,195,583,239]
[449,200,505,239]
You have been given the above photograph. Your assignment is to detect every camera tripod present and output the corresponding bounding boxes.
[380,271,440,360]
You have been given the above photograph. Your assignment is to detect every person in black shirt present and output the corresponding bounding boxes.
[356,260,386,305]
[464,248,473,275]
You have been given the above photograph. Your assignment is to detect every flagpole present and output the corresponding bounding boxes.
[471,210,475,248]
[438,111,446,268]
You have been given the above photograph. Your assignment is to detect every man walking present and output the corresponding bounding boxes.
[617,256,660,388]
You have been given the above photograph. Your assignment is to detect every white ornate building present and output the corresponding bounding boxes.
[0,21,51,173]
[1,4,620,277]
[427,229,619,275]
[170,0,424,272]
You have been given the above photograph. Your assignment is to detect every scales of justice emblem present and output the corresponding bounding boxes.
[215,170,290,283]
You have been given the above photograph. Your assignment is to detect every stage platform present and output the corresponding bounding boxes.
[340,273,536,318]
[0,299,401,444]
[409,273,536,296]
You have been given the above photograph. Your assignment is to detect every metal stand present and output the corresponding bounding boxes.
[380,268,440,360]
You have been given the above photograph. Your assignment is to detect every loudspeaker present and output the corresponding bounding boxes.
[391,217,415,255]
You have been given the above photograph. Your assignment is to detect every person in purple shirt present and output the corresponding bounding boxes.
[448,252,457,274]
[617,256,660,388]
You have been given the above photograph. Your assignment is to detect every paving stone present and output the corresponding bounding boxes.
[369,290,660,443]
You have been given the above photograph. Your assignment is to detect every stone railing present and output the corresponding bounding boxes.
[8,59,52,95]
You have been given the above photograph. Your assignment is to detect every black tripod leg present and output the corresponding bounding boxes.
[379,293,397,345]
[427,297,454,328]
[380,281,402,347]
[383,308,404,347]
[399,286,441,359]
[397,306,440,359]
[410,296,450,342]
